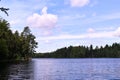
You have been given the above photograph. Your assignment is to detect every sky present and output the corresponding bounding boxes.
[1,0,120,53]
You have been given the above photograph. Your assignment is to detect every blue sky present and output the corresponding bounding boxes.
[1,0,120,52]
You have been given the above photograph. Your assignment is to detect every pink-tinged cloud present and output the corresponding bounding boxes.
[114,27,120,37]
[70,0,90,7]
[27,7,58,35]
[87,28,95,33]
[38,27,120,41]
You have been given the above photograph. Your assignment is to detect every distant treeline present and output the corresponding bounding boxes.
[33,43,120,58]
[0,18,37,60]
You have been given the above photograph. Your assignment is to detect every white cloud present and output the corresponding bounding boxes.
[70,0,90,7]
[38,27,120,41]
[38,32,113,41]
[95,27,115,31]
[38,34,84,41]
[114,27,120,37]
[27,7,58,35]
[87,28,95,33]
[41,7,47,14]
[90,0,98,7]
[9,20,20,25]
[79,12,120,25]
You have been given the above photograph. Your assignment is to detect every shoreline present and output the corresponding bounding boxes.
[0,59,31,63]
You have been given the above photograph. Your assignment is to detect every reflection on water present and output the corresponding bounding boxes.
[0,61,34,80]
[1,58,120,80]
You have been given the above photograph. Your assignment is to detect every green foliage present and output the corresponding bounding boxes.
[0,39,8,59]
[21,26,38,58]
[0,18,37,60]
[33,43,120,58]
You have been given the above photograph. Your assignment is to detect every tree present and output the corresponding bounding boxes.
[88,45,93,57]
[0,39,8,60]
[0,19,10,38]
[33,43,120,58]
[0,18,38,60]
[21,26,37,59]
[12,31,21,59]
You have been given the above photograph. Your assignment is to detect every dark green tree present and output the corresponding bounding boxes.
[21,26,37,59]
[0,18,38,61]
[0,39,8,60]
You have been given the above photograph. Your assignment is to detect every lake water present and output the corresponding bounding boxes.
[0,58,120,80]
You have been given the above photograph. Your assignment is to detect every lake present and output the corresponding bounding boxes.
[0,58,120,80]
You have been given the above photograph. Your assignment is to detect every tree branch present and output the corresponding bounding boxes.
[0,7,9,16]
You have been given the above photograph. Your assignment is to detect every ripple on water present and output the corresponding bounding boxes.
[1,58,120,80]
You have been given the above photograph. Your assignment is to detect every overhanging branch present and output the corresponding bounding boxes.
[0,7,9,16]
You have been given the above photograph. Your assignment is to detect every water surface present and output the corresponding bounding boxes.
[0,58,120,80]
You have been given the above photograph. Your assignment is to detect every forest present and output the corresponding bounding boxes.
[0,18,37,61]
[33,43,120,58]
